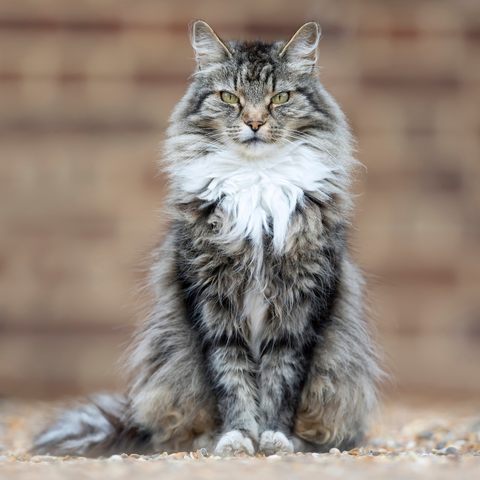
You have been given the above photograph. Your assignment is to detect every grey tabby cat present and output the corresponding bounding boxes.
[33,20,383,457]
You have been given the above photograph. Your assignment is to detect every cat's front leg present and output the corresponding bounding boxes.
[196,297,260,456]
[208,328,260,456]
[257,315,315,455]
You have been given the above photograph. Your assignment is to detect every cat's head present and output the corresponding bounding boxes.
[168,20,342,158]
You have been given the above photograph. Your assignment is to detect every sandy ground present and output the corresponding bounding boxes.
[0,392,479,479]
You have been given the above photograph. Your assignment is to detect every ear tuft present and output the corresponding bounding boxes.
[279,22,321,73]
[190,20,232,69]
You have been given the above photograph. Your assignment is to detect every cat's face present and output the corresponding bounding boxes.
[192,43,313,154]
[175,21,335,157]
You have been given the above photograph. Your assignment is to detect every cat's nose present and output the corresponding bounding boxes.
[245,119,265,131]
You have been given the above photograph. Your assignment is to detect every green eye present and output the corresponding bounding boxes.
[221,92,239,104]
[271,92,290,104]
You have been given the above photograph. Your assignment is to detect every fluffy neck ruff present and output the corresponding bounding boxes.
[176,143,337,251]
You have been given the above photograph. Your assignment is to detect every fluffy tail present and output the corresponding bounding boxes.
[32,394,152,457]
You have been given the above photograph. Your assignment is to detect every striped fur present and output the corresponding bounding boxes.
[33,20,383,457]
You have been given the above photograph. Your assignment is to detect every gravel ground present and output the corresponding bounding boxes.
[0,393,479,479]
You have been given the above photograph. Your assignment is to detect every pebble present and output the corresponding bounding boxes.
[31,455,57,462]
[0,455,9,462]
[107,455,123,462]
[329,448,341,455]
[169,452,188,460]
[386,439,396,448]
[266,455,282,461]
[436,447,459,456]
[417,430,433,440]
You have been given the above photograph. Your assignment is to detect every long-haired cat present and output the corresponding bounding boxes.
[33,20,383,457]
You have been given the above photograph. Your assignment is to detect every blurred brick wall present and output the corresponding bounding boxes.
[0,0,479,397]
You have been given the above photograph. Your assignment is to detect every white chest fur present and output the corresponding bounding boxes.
[176,143,336,351]
[177,142,335,252]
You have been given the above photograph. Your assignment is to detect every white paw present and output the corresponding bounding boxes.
[214,430,255,457]
[259,431,294,456]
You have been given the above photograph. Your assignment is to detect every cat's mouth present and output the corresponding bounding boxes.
[242,136,266,145]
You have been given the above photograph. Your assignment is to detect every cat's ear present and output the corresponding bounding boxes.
[279,22,321,73]
[190,20,232,69]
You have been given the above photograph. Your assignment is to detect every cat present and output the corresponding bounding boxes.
[33,20,383,457]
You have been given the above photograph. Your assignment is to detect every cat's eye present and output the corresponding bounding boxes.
[271,92,290,105]
[221,92,239,104]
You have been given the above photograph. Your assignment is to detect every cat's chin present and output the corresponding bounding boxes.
[235,140,281,158]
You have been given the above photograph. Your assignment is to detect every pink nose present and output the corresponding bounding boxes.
[245,120,265,131]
